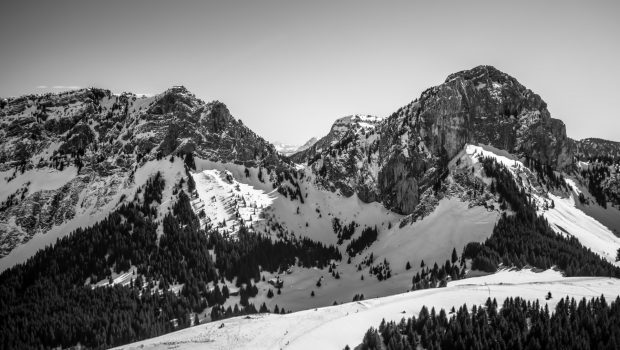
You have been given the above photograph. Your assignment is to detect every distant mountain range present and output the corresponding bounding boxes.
[273,137,318,157]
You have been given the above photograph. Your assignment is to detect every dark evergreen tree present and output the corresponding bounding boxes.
[346,226,378,256]
[183,151,196,170]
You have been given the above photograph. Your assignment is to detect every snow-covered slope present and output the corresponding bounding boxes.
[545,189,620,266]
[114,269,620,350]
[464,144,620,266]
[2,68,620,350]
[0,158,187,272]
[183,156,501,315]
[0,86,283,268]
[191,168,276,234]
[171,141,620,320]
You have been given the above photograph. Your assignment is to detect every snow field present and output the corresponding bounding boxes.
[191,169,275,235]
[114,269,620,350]
[187,159,501,319]
[0,166,77,204]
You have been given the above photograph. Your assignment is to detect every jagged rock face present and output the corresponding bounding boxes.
[136,87,282,167]
[412,65,574,167]
[307,65,576,214]
[0,86,282,171]
[291,115,381,163]
[0,86,285,258]
[379,154,419,214]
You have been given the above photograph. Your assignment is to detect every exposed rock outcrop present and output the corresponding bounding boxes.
[291,114,381,163]
[305,65,577,214]
[0,86,285,257]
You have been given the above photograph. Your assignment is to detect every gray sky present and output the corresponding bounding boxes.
[1,0,618,144]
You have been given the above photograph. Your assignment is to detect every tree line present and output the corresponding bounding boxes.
[356,295,620,350]
[463,157,620,278]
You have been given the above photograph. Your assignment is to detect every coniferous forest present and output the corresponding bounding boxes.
[354,157,620,350]
[1,159,619,349]
[579,162,620,208]
[357,295,620,350]
[463,157,620,278]
[0,171,340,349]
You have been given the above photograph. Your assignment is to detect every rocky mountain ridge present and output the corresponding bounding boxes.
[297,65,588,215]
[290,114,381,163]
[2,66,620,350]
[0,86,285,258]
[1,66,618,259]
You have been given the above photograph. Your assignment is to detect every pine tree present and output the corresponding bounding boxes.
[184,152,196,170]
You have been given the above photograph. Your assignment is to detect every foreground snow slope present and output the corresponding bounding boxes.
[114,270,620,350]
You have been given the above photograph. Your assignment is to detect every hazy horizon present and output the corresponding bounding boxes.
[1,0,619,144]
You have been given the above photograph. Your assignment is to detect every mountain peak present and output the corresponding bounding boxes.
[167,85,189,93]
[290,114,381,162]
[306,65,575,214]
[444,65,511,83]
